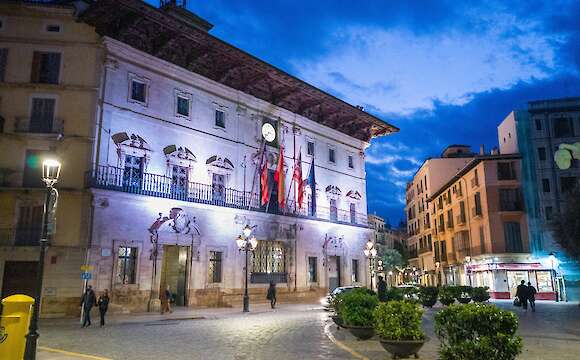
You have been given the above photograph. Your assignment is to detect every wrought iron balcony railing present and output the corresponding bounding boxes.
[14,117,64,135]
[85,166,368,227]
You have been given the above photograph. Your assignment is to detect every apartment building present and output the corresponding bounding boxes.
[404,145,474,285]
[427,154,557,300]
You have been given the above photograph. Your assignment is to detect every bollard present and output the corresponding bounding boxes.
[0,294,35,360]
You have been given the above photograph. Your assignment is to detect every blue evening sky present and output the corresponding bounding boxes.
[149,0,580,225]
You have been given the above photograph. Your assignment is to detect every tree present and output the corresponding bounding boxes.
[378,246,407,271]
[551,186,580,259]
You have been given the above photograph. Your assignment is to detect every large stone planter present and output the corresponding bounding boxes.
[379,337,429,359]
[331,315,344,328]
[345,325,375,340]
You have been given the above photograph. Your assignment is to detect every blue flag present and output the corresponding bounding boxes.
[307,158,316,216]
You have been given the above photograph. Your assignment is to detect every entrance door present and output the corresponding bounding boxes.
[160,246,189,306]
[507,270,529,298]
[328,256,341,291]
[2,261,38,298]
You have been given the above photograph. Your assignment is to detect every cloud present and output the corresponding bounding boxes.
[292,13,565,115]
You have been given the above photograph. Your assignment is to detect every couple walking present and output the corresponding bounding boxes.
[80,285,110,327]
[515,280,537,312]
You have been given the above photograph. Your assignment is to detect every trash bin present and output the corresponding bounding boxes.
[0,294,35,360]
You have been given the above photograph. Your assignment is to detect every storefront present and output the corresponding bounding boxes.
[467,261,556,300]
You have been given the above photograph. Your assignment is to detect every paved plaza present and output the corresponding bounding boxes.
[37,301,580,360]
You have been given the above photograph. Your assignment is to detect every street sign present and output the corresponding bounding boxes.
[80,265,94,271]
[81,272,92,280]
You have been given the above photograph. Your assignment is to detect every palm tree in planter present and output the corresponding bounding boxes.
[340,288,379,340]
[374,301,428,359]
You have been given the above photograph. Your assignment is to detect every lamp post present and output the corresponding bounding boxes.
[363,240,377,290]
[549,252,559,302]
[236,224,258,312]
[24,159,61,360]
[464,256,472,286]
[435,261,441,286]
[388,270,393,287]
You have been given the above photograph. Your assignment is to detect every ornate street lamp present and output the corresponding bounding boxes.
[236,225,258,312]
[464,256,472,286]
[363,240,377,290]
[25,159,61,360]
[435,261,441,286]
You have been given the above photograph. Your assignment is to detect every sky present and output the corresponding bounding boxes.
[149,0,580,225]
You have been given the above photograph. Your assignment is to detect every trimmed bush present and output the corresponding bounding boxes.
[418,286,439,307]
[374,300,425,341]
[401,287,420,303]
[438,287,455,306]
[340,288,379,327]
[435,303,523,360]
[471,287,491,302]
[385,287,404,301]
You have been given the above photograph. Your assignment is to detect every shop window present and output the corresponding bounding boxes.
[351,259,359,283]
[117,247,137,284]
[31,51,61,84]
[208,251,222,283]
[504,222,523,253]
[308,257,317,283]
[536,271,553,292]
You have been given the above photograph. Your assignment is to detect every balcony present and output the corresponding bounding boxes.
[418,247,432,255]
[499,201,523,212]
[0,227,42,246]
[470,177,479,188]
[446,219,454,229]
[471,206,482,218]
[437,224,445,233]
[14,117,64,136]
[86,166,368,227]
[456,214,466,225]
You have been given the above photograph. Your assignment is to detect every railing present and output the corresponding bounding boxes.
[14,227,41,246]
[471,206,482,217]
[499,201,523,211]
[14,117,64,135]
[471,177,479,188]
[456,214,466,225]
[250,272,287,284]
[86,165,368,227]
[446,219,454,229]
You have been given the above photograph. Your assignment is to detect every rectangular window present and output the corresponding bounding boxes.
[308,257,317,283]
[348,155,354,169]
[176,95,190,117]
[504,222,523,253]
[497,162,516,180]
[251,241,286,282]
[23,150,47,188]
[535,118,542,131]
[351,259,359,283]
[459,201,466,223]
[0,48,7,82]
[208,251,222,283]
[441,241,447,261]
[499,188,522,211]
[542,178,550,193]
[215,109,225,128]
[545,206,553,221]
[130,79,147,103]
[538,147,546,161]
[554,117,574,138]
[45,24,61,33]
[307,141,315,156]
[29,97,56,133]
[446,209,454,228]
[328,148,336,163]
[474,192,482,216]
[561,176,577,193]
[117,247,137,284]
[31,51,61,84]
[15,205,43,246]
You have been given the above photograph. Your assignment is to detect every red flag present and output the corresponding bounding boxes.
[260,156,269,206]
[274,146,285,208]
[293,152,304,208]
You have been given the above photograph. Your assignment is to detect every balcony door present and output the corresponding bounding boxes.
[171,165,188,198]
[212,173,225,203]
[30,98,55,133]
[123,155,143,191]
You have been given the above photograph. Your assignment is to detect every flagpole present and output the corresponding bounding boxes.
[247,139,266,210]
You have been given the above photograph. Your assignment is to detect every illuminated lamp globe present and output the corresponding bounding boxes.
[42,159,61,185]
[242,225,253,238]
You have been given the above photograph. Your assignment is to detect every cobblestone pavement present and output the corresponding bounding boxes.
[38,304,354,360]
[330,300,580,360]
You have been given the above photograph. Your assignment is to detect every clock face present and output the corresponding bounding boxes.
[262,123,276,142]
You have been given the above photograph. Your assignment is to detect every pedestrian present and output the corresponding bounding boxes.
[527,282,537,312]
[377,276,387,302]
[97,289,110,327]
[516,280,529,311]
[161,285,174,314]
[80,285,97,328]
[267,281,277,309]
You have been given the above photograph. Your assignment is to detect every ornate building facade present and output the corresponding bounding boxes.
[0,0,397,315]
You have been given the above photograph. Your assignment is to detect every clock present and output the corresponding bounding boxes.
[261,122,276,142]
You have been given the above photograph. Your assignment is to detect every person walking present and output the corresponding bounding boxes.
[97,289,110,327]
[161,285,174,314]
[527,282,537,312]
[516,280,529,311]
[80,285,97,328]
[377,275,387,302]
[267,281,277,309]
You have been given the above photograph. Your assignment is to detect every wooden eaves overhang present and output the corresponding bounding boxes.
[78,0,399,142]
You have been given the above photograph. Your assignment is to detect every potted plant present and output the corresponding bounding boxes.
[438,287,455,306]
[435,303,522,360]
[374,300,428,359]
[340,288,378,340]
[418,286,438,308]
[330,292,345,328]
[471,287,490,303]
[456,286,472,304]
